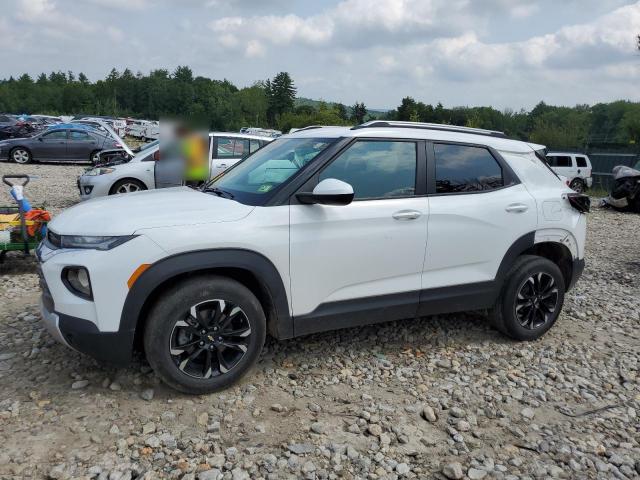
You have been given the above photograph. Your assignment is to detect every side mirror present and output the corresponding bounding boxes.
[297,178,354,206]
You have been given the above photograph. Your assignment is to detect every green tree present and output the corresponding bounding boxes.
[265,72,296,125]
[351,102,367,124]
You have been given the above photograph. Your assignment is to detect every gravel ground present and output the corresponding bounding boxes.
[0,163,638,480]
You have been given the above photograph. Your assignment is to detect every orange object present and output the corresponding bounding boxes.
[127,263,151,288]
[24,209,51,237]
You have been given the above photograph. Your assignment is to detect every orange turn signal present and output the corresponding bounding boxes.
[127,263,151,289]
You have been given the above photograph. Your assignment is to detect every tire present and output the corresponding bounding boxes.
[569,178,585,193]
[109,178,147,195]
[489,255,565,341]
[90,150,101,164]
[11,147,31,164]
[143,275,266,394]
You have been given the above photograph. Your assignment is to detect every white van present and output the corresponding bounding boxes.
[545,153,593,193]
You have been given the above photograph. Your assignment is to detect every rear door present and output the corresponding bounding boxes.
[67,130,99,161]
[421,142,537,307]
[574,155,590,180]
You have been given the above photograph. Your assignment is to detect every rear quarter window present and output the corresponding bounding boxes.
[576,156,588,168]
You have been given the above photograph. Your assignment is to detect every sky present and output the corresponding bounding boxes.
[0,0,638,110]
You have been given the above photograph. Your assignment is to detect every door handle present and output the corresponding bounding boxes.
[505,203,529,213]
[392,210,421,220]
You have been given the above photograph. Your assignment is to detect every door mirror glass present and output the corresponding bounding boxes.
[297,178,354,206]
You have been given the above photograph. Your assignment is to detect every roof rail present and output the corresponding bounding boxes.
[351,121,507,138]
[292,125,348,132]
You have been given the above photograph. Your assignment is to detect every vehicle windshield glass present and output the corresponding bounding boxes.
[206,137,336,205]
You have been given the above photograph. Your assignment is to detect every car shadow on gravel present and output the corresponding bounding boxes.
[4,308,504,401]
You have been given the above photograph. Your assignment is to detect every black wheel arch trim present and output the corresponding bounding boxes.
[119,248,292,346]
[111,232,582,365]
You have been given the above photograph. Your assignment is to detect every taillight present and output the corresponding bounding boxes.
[564,193,590,213]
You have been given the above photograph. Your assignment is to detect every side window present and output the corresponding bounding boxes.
[233,139,250,157]
[576,156,588,168]
[550,155,571,167]
[43,130,67,140]
[249,139,261,153]
[69,131,90,140]
[216,137,235,158]
[434,144,503,193]
[319,140,417,200]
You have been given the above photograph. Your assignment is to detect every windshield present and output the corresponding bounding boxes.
[206,137,336,205]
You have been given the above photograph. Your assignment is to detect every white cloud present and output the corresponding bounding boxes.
[86,0,149,10]
[245,40,265,58]
[16,0,94,34]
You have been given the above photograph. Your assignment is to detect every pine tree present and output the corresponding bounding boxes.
[351,102,367,124]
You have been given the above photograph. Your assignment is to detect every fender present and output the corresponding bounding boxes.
[534,228,579,259]
[494,231,536,284]
[119,248,293,342]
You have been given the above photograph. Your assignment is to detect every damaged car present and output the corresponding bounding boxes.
[602,163,640,213]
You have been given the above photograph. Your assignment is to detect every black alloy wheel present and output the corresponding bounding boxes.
[170,299,252,379]
[514,272,559,330]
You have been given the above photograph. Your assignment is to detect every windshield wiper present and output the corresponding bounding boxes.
[202,186,235,199]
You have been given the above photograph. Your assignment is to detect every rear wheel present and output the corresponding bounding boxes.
[143,276,266,394]
[11,147,31,164]
[109,178,146,195]
[489,255,565,341]
[90,150,101,163]
[569,178,585,193]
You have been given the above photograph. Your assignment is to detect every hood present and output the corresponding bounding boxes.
[48,187,254,236]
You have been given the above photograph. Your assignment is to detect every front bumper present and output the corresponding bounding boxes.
[36,234,167,365]
[78,175,111,200]
[40,294,134,366]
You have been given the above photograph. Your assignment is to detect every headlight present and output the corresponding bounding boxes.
[62,266,92,299]
[84,168,115,176]
[47,230,136,250]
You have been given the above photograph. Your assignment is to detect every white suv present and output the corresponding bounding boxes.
[37,121,589,394]
[545,152,593,193]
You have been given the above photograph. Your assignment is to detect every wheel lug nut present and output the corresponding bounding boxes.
[199,341,204,346]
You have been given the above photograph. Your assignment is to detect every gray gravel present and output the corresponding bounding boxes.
[0,164,638,479]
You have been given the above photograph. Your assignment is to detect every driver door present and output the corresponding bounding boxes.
[36,130,68,161]
[289,139,428,334]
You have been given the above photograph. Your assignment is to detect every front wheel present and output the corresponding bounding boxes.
[489,255,565,341]
[110,178,146,195]
[143,276,266,394]
[11,147,32,164]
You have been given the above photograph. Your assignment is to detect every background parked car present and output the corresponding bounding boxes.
[78,140,159,199]
[0,114,18,129]
[0,125,120,164]
[208,132,273,178]
[79,132,273,199]
[126,119,159,140]
[76,116,127,137]
[546,152,593,193]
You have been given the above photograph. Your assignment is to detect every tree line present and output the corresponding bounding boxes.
[0,66,637,150]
